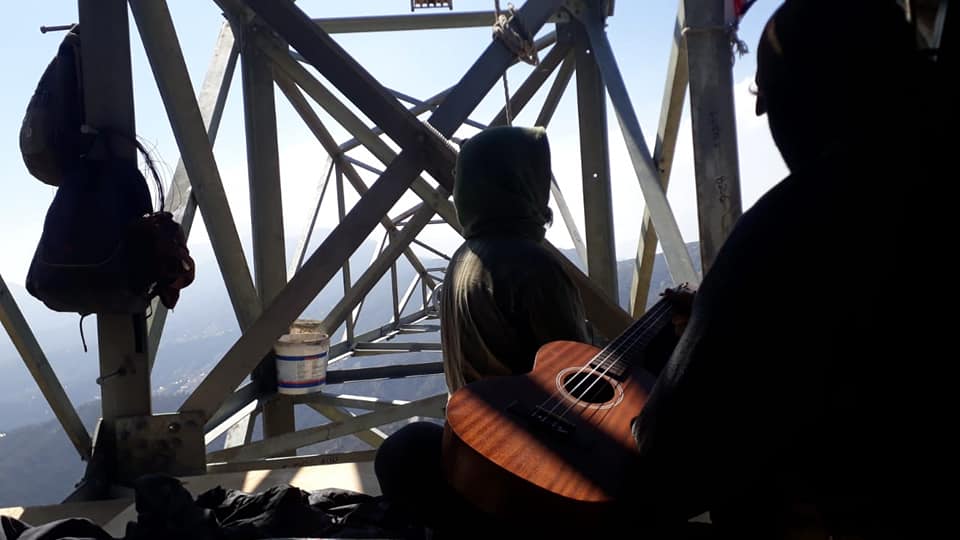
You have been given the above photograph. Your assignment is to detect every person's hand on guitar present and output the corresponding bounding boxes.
[661,284,696,337]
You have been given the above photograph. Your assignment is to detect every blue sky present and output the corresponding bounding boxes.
[0,0,787,285]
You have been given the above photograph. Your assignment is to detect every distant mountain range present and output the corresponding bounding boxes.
[0,239,701,507]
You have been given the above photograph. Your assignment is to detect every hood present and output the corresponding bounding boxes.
[453,126,552,241]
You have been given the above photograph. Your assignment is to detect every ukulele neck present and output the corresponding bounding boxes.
[587,298,674,381]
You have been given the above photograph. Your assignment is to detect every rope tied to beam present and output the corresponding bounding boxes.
[493,2,540,66]
[681,23,750,64]
[493,1,540,125]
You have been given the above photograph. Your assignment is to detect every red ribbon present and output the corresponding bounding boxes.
[734,0,757,18]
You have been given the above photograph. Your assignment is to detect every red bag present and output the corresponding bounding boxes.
[128,211,195,310]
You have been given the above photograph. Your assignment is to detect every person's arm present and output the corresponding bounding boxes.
[624,209,767,524]
[626,309,720,524]
[627,223,800,527]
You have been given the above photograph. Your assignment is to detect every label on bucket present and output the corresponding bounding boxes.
[274,332,330,395]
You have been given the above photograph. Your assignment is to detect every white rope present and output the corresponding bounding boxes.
[492,1,541,125]
[681,22,750,63]
[493,2,540,66]
[494,0,512,125]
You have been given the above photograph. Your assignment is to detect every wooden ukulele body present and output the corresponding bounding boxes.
[442,340,655,527]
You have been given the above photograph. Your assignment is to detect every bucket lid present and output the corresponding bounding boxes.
[277,332,329,346]
[290,319,324,334]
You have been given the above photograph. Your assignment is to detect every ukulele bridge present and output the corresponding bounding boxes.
[508,401,576,438]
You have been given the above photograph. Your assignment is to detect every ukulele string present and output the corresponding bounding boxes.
[558,300,673,418]
[540,299,672,415]
[556,302,671,419]
[541,299,673,416]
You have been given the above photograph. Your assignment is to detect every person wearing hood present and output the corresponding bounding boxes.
[440,124,590,393]
[371,126,590,538]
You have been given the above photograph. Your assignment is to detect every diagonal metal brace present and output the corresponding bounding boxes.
[573,3,700,287]
[181,0,567,422]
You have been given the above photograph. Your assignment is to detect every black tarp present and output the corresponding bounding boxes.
[1,475,427,540]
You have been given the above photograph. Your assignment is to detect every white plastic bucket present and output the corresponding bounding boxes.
[273,332,330,395]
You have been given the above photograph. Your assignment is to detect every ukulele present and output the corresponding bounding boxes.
[441,285,695,526]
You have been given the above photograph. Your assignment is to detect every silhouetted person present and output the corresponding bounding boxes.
[626,1,950,538]
[374,126,590,538]
[440,125,590,392]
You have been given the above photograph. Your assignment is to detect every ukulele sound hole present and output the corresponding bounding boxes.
[562,372,615,404]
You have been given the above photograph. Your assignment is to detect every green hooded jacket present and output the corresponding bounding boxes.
[441,126,588,393]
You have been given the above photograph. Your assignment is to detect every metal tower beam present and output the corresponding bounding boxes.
[223,410,257,449]
[80,0,151,425]
[130,0,262,332]
[575,4,700,288]
[286,36,573,340]
[68,0,153,495]
[343,156,386,176]
[182,0,566,421]
[146,22,239,364]
[533,51,589,265]
[334,165,357,345]
[206,394,447,462]
[629,9,689,316]
[334,31,560,153]
[239,23,296,445]
[573,20,619,302]
[203,381,259,435]
[683,0,743,272]
[313,11,496,34]
[204,398,258,446]
[321,203,439,337]
[277,30,561,234]
[274,75,437,287]
[292,393,424,411]
[289,159,334,277]
[258,38,460,228]
[238,0,457,162]
[489,41,572,127]
[207,450,377,474]
[308,404,387,449]
[338,87,450,154]
[202,305,439,447]
[241,29,288,308]
[0,275,92,460]
[325,362,444,381]
[327,308,436,361]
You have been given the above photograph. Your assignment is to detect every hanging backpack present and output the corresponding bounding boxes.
[23,24,195,319]
[27,148,151,315]
[19,24,88,187]
[26,133,197,316]
[26,143,196,316]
